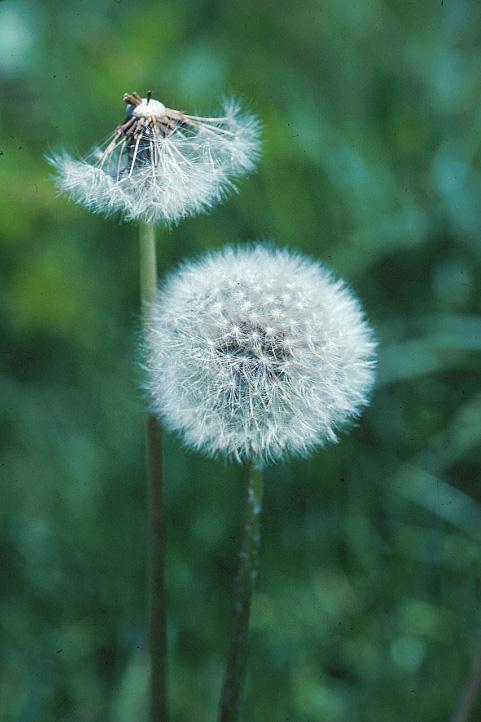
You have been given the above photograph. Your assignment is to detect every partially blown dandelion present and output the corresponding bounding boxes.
[146,244,377,463]
[50,89,262,722]
[51,91,260,224]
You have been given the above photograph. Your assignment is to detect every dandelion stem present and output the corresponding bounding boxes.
[139,222,168,722]
[219,460,263,722]
[451,635,481,722]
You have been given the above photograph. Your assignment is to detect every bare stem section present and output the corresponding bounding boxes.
[451,636,481,722]
[219,461,264,722]
[147,413,166,722]
[139,222,158,310]
[139,223,168,722]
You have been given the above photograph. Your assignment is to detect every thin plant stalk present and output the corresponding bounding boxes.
[451,635,481,722]
[139,222,168,722]
[219,460,264,722]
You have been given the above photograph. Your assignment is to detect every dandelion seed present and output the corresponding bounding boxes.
[145,244,377,463]
[50,91,261,225]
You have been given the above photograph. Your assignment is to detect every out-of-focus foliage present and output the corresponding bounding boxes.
[1,0,481,720]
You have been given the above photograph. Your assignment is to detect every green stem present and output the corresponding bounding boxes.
[139,222,168,722]
[451,636,481,722]
[139,223,158,310]
[219,460,264,722]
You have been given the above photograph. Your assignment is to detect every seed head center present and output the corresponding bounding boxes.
[133,98,166,119]
[218,322,288,367]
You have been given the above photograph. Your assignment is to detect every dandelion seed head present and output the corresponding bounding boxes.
[146,244,377,463]
[50,92,260,225]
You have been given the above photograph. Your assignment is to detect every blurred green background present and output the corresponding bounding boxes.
[1,0,481,720]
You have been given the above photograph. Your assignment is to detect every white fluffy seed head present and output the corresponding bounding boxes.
[145,244,377,463]
[49,97,260,225]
